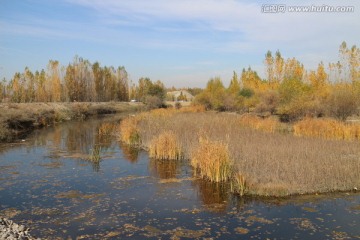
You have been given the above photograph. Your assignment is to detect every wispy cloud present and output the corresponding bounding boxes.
[1,0,359,85]
[64,0,360,52]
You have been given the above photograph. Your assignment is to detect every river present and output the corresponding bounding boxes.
[0,115,359,239]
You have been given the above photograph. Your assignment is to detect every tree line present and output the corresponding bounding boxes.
[194,41,360,121]
[0,56,129,103]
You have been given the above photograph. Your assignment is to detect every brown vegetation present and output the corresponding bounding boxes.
[118,109,360,196]
[193,42,360,122]
[118,116,142,146]
[0,102,141,142]
[238,114,280,133]
[149,131,183,160]
[191,137,233,182]
[294,117,360,141]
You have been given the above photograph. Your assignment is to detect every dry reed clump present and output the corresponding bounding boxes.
[149,131,183,160]
[118,117,141,145]
[293,117,360,141]
[191,137,234,182]
[238,114,279,133]
[230,172,248,196]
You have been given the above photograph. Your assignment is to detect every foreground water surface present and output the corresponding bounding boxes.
[0,115,359,239]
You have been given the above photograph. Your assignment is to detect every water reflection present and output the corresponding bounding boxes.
[1,115,359,239]
[192,180,229,213]
[149,158,181,179]
[27,118,121,172]
[118,142,140,163]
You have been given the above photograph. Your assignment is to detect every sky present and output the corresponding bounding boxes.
[0,0,359,88]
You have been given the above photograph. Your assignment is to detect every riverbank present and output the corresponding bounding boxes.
[119,108,360,197]
[0,102,142,143]
[0,218,39,240]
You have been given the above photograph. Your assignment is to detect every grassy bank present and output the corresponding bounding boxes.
[0,102,142,142]
[118,108,360,197]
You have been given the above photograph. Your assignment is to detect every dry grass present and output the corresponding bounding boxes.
[118,116,141,146]
[294,117,360,141]
[238,114,280,133]
[120,109,360,196]
[230,172,248,196]
[191,137,233,182]
[149,131,183,160]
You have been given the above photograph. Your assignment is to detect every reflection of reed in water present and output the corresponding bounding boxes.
[149,158,180,179]
[119,142,140,163]
[45,120,118,172]
[96,130,112,149]
[91,157,100,172]
[192,179,229,213]
[96,122,117,149]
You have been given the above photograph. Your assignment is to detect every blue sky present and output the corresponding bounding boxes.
[0,0,359,87]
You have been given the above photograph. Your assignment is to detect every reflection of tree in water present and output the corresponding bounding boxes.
[192,179,229,213]
[44,120,119,172]
[63,121,97,154]
[119,142,140,163]
[149,159,180,179]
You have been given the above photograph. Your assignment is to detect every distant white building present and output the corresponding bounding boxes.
[166,90,194,102]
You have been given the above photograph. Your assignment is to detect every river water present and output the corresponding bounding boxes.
[0,115,359,239]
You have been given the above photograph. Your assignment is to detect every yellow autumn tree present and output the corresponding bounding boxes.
[48,60,62,102]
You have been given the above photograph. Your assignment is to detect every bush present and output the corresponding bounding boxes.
[277,96,323,122]
[239,88,254,98]
[325,86,358,121]
[174,102,182,109]
[254,90,279,116]
[145,95,164,109]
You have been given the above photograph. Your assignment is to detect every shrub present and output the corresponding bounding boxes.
[325,86,358,121]
[239,88,254,98]
[174,102,182,109]
[254,90,279,116]
[145,95,164,109]
[149,131,183,160]
[191,137,233,182]
[277,96,323,122]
